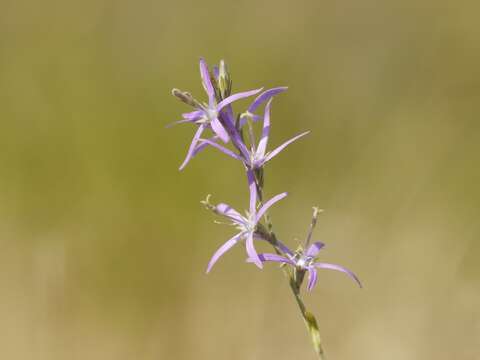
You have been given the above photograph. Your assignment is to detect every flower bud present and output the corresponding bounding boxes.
[171,88,197,107]
[217,60,232,99]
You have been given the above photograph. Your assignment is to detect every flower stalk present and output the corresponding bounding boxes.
[254,175,327,359]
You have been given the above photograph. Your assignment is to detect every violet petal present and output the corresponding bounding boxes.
[255,192,288,222]
[247,87,288,115]
[206,233,243,273]
[210,117,230,143]
[165,119,195,128]
[182,110,204,120]
[217,88,263,111]
[199,139,243,161]
[306,242,326,257]
[191,135,218,157]
[238,114,261,129]
[247,170,257,215]
[199,58,216,107]
[314,262,362,288]
[179,124,205,171]
[221,106,251,159]
[246,232,262,269]
[215,203,245,224]
[247,253,294,265]
[212,65,219,80]
[263,131,310,164]
[307,268,318,291]
[255,99,272,159]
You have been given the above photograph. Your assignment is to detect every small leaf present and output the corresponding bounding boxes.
[304,311,326,359]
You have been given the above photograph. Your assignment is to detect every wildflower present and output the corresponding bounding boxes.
[199,99,310,169]
[171,58,361,358]
[171,58,262,170]
[205,170,287,272]
[247,241,362,291]
[177,87,290,167]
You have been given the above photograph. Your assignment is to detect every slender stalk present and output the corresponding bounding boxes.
[255,176,326,360]
[218,106,326,359]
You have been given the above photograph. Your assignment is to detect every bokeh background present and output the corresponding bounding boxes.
[1,0,479,359]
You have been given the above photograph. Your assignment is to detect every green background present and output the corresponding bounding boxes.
[1,0,479,359]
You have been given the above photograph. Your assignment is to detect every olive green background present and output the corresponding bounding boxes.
[1,0,479,359]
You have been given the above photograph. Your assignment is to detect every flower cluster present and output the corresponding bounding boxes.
[247,241,362,291]
[171,58,362,357]
[171,58,360,293]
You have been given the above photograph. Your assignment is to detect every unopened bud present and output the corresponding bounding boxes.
[217,59,232,99]
[172,88,197,107]
[219,60,228,80]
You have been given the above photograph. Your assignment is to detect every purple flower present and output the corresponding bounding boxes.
[199,99,310,169]
[247,242,362,291]
[173,58,262,170]
[206,170,287,273]
[182,87,289,168]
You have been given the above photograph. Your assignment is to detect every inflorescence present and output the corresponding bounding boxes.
[170,58,361,359]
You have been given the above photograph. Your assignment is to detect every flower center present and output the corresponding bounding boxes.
[235,212,256,233]
[249,153,262,168]
[297,257,307,268]
[293,254,314,269]
[206,107,218,121]
[197,106,218,124]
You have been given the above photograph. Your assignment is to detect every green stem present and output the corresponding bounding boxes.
[220,115,326,358]
[255,178,326,360]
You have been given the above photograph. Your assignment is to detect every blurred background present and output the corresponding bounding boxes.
[1,0,479,359]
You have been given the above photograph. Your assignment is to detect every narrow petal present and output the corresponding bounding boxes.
[182,110,204,120]
[210,117,230,143]
[306,241,325,257]
[247,87,288,115]
[220,106,251,159]
[255,99,272,159]
[263,131,310,164]
[255,235,294,257]
[199,138,243,161]
[217,88,263,110]
[165,119,195,128]
[246,232,262,269]
[247,170,257,215]
[276,239,294,256]
[238,113,261,129]
[307,268,318,291]
[215,203,245,224]
[219,106,236,132]
[212,65,219,80]
[314,262,362,288]
[192,135,218,157]
[246,253,294,265]
[206,233,243,273]
[199,58,216,106]
[179,124,205,171]
[255,192,288,222]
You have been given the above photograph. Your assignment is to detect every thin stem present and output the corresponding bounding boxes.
[255,176,326,360]
[304,206,322,249]
[218,103,326,359]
